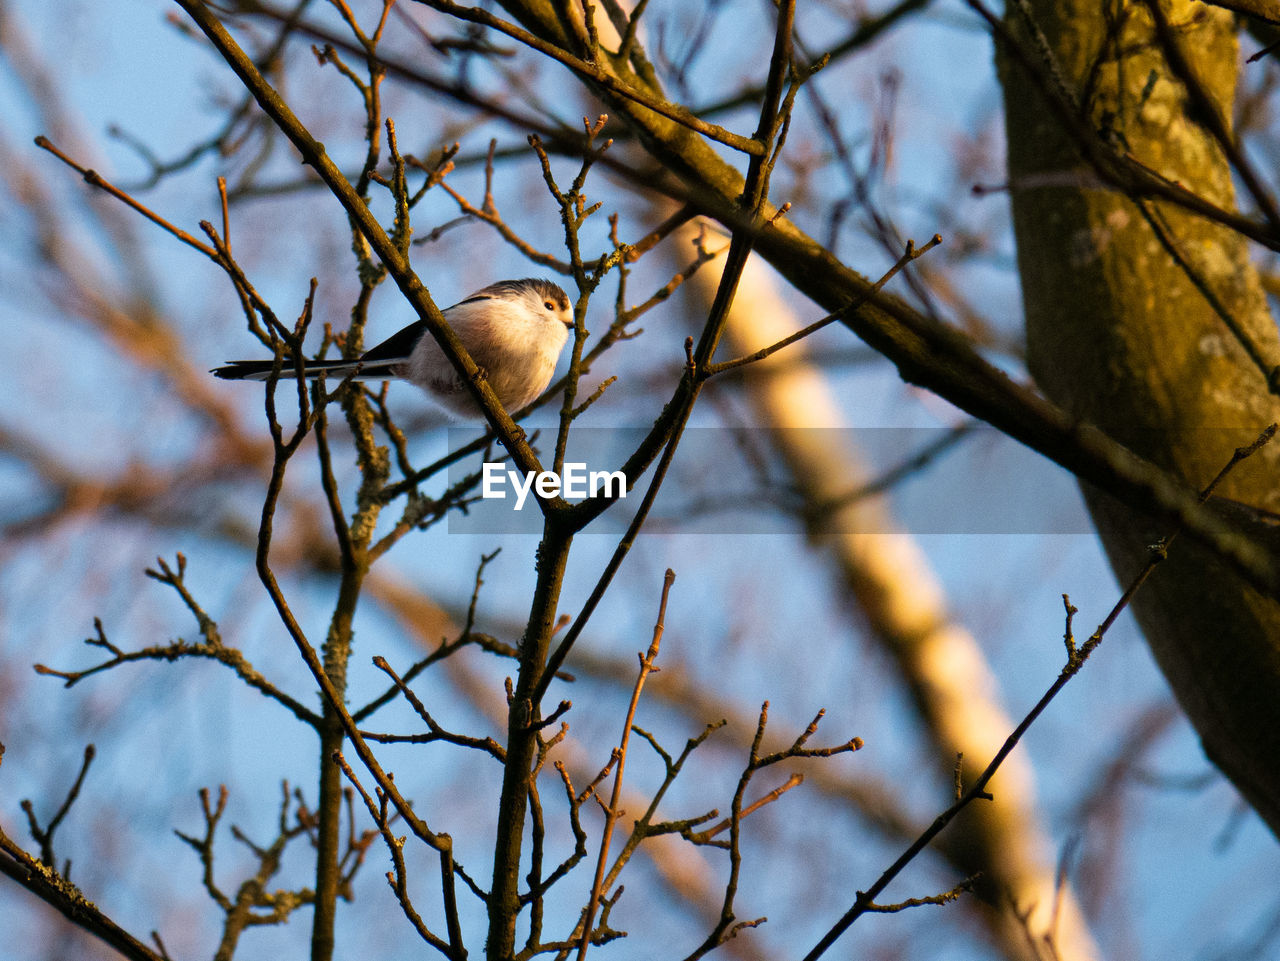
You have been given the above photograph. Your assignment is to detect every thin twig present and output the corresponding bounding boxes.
[576,570,674,959]
[704,235,942,377]
[802,424,1278,959]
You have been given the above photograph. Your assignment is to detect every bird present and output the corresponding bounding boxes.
[212,278,574,415]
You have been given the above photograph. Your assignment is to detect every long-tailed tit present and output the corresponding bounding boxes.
[213,278,574,415]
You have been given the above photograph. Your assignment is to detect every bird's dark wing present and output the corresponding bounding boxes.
[360,321,427,363]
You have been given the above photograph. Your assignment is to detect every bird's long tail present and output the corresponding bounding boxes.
[211,358,402,382]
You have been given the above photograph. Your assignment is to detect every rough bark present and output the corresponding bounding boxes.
[1000,0,1280,834]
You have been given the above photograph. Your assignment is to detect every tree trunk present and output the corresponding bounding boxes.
[1000,0,1280,834]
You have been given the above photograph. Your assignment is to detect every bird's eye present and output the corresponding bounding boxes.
[544,300,556,311]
